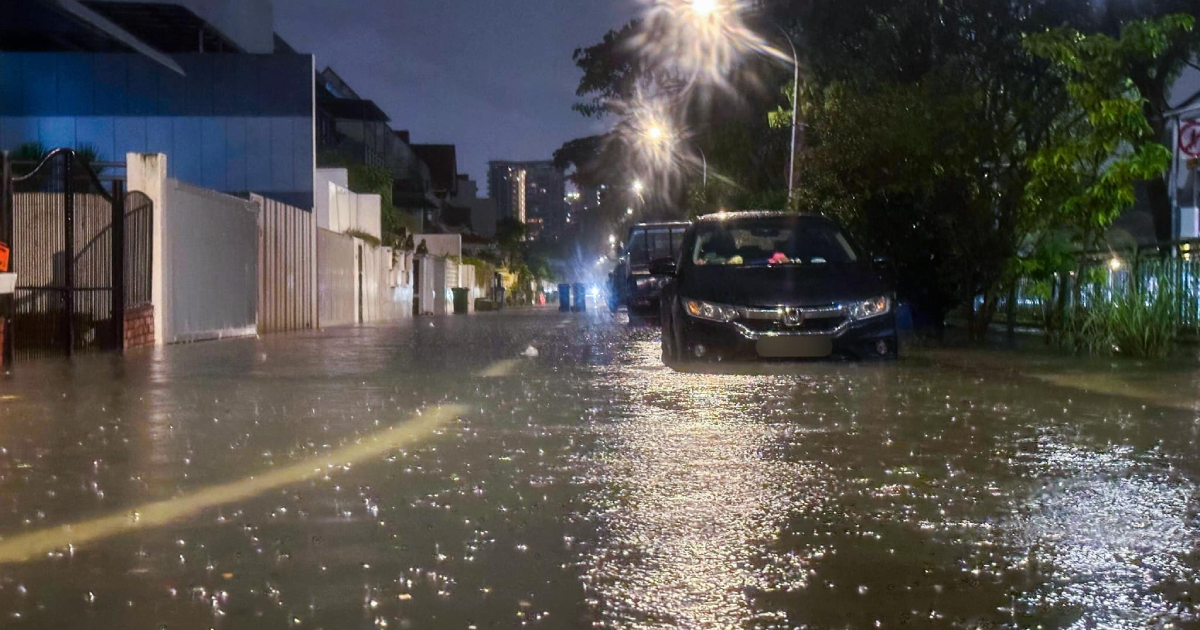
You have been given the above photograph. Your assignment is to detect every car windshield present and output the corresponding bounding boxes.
[627,226,687,266]
[692,218,859,267]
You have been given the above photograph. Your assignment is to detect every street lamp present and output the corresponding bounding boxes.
[632,180,645,194]
[675,0,801,201]
[691,0,718,16]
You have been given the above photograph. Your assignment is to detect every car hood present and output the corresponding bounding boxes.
[680,264,889,307]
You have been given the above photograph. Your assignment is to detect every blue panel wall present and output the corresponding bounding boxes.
[0,52,314,209]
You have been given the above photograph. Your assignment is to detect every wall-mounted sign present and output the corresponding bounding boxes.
[1180,120,1200,158]
[0,242,8,273]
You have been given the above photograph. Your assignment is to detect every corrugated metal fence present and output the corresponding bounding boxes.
[253,194,315,334]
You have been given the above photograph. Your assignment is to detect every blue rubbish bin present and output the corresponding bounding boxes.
[572,283,588,312]
[558,284,572,312]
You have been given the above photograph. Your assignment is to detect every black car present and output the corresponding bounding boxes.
[609,221,691,318]
[658,212,897,363]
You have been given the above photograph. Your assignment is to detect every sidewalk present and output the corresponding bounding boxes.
[908,336,1200,413]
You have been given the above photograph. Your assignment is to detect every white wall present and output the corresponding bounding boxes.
[315,168,382,240]
[414,234,462,259]
[163,180,259,343]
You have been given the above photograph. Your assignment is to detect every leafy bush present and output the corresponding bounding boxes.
[1055,268,1181,358]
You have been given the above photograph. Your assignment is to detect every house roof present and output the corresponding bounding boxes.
[411,144,459,194]
[2,0,185,74]
[83,1,241,53]
[318,97,391,123]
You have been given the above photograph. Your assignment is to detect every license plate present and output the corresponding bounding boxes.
[756,336,833,359]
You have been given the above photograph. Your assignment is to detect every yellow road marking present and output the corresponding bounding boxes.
[479,359,519,378]
[0,404,465,565]
[0,395,18,401]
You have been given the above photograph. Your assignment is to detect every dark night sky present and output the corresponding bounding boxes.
[273,0,637,189]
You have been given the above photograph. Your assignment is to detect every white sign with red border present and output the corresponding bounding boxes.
[1180,120,1200,158]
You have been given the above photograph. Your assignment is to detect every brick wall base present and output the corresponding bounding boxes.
[124,305,154,350]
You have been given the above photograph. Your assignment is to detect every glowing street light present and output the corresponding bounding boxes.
[691,0,718,16]
[632,180,645,194]
[626,207,635,215]
[609,234,617,244]
[664,0,802,200]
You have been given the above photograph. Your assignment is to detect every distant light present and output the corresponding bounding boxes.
[647,125,665,142]
[626,207,634,215]
[1109,258,1122,271]
[691,0,719,16]
[632,180,645,193]
[609,234,617,244]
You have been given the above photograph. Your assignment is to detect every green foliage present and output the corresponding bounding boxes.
[1024,15,1194,246]
[1055,267,1181,358]
[10,142,105,176]
[570,21,646,118]
[344,229,382,247]
[797,76,1011,323]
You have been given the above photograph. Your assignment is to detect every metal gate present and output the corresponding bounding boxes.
[0,149,151,360]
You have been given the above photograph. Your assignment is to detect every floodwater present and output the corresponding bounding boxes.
[0,309,1197,629]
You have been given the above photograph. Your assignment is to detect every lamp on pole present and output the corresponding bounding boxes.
[779,26,799,202]
[675,0,802,200]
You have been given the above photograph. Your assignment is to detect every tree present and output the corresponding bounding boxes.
[495,217,527,267]
[1025,14,1197,247]
[1098,0,1200,241]
[782,0,1092,335]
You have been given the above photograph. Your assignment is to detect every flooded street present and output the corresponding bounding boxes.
[0,309,1198,629]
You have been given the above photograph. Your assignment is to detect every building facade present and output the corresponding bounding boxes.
[488,160,566,240]
[488,162,526,224]
[1,1,316,209]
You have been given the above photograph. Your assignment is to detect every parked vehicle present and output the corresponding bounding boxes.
[609,221,691,318]
[659,212,897,363]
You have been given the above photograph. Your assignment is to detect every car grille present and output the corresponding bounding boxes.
[735,305,849,335]
[737,317,845,334]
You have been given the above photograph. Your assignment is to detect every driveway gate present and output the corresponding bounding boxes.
[0,149,151,360]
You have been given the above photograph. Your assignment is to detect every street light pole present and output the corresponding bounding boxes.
[779,26,800,203]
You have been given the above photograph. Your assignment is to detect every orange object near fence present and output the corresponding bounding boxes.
[0,242,9,273]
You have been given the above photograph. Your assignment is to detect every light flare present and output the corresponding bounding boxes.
[631,0,789,88]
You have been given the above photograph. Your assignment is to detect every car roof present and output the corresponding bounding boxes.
[695,210,830,224]
[631,221,692,229]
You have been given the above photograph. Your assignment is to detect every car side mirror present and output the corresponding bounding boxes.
[649,257,677,277]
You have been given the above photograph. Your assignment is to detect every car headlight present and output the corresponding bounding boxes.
[684,299,741,323]
[847,296,892,321]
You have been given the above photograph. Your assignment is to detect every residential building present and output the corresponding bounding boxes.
[488,160,566,241]
[445,175,496,238]
[488,161,526,223]
[521,161,568,243]
[314,70,442,227]
[0,0,316,209]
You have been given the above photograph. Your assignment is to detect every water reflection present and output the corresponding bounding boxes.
[1008,436,1200,629]
[579,339,828,628]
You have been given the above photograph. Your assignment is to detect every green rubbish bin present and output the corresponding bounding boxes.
[452,288,470,314]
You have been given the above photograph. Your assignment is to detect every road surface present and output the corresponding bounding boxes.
[0,308,1197,629]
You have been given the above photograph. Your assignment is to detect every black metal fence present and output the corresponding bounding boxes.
[0,149,152,361]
